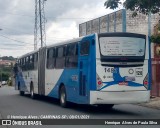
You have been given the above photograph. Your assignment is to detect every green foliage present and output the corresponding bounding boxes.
[104,0,121,10]
[0,67,11,81]
[151,35,160,44]
[0,72,10,81]
[0,56,16,61]
[104,0,160,16]
[8,80,12,86]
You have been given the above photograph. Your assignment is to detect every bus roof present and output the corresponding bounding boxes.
[46,36,83,49]
[18,36,84,59]
[18,49,39,59]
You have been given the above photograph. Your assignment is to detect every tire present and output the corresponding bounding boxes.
[59,86,67,107]
[97,104,114,109]
[30,85,35,99]
[20,91,24,96]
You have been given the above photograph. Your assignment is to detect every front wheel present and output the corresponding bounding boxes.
[59,86,67,107]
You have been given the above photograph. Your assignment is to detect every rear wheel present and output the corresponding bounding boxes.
[60,86,67,107]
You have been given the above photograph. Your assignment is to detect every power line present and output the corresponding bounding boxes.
[0,12,93,20]
[0,48,33,50]
[0,34,33,45]
[0,12,34,18]
[0,26,33,35]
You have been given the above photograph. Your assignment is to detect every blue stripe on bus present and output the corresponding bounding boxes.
[99,67,143,90]
[100,81,143,90]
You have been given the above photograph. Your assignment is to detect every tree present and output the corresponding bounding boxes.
[104,0,160,17]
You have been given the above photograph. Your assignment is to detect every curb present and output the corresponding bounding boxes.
[138,97,160,110]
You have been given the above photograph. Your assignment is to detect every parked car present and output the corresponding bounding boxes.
[2,81,6,85]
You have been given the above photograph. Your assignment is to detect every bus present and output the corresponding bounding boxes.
[14,32,151,108]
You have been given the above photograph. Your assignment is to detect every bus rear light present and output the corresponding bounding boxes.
[96,74,103,90]
[144,81,148,85]
[98,81,102,85]
[143,73,148,89]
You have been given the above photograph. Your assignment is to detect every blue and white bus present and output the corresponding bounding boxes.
[14,32,151,108]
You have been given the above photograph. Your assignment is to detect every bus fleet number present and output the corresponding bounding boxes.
[104,68,117,73]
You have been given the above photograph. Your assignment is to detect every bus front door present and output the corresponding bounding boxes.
[79,40,90,103]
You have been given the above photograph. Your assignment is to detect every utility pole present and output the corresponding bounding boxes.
[0,64,1,83]
[34,0,46,50]
[0,30,2,83]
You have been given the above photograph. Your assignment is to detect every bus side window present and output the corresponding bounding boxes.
[47,48,55,69]
[34,53,38,69]
[29,55,33,70]
[26,56,30,71]
[23,58,25,71]
[66,43,78,68]
[80,41,90,56]
[55,46,65,69]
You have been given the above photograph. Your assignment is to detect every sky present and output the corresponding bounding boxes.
[0,0,122,57]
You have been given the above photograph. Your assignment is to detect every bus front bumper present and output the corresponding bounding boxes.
[90,90,150,105]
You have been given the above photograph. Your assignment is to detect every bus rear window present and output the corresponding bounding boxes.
[99,37,145,57]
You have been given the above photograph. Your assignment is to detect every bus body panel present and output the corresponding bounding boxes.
[15,70,38,93]
[46,34,96,104]
[95,33,150,93]
[96,61,148,91]
[15,32,151,105]
[90,91,150,104]
[15,51,39,94]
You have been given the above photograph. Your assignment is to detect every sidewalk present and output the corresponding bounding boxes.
[138,97,160,110]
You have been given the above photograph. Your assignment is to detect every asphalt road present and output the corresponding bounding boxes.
[0,86,160,128]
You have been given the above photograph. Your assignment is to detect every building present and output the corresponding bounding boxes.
[79,9,159,37]
[0,60,16,67]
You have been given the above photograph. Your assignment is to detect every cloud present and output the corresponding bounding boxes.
[0,0,114,57]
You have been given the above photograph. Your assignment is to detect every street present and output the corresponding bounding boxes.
[0,86,160,128]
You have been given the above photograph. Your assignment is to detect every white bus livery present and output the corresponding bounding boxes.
[14,32,151,108]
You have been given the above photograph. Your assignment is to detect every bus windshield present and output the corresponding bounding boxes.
[99,37,145,57]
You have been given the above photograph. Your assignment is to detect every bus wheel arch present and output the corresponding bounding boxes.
[30,81,35,99]
[59,83,68,107]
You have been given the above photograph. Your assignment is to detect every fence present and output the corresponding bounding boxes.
[151,44,160,97]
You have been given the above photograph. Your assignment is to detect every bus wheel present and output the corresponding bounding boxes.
[20,91,24,96]
[30,85,35,99]
[60,86,67,107]
[97,104,114,109]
